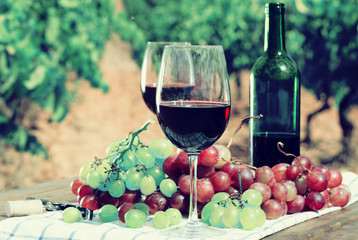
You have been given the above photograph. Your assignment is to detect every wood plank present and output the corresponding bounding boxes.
[263,202,358,239]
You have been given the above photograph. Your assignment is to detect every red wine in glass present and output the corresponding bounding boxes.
[158,101,231,152]
[157,45,230,238]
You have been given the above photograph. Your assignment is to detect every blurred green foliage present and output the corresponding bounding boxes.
[116,0,358,142]
[0,0,115,156]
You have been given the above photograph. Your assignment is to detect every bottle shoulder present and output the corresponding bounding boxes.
[251,53,299,79]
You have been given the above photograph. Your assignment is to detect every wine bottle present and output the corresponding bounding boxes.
[249,3,301,167]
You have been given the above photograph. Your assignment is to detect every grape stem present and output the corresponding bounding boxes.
[112,119,155,165]
[222,157,257,170]
[277,142,297,158]
[227,114,263,149]
[277,142,309,172]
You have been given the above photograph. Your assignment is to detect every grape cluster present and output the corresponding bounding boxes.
[68,120,183,228]
[202,190,266,230]
[67,120,351,229]
[234,145,351,220]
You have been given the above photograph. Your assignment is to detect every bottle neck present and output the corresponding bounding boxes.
[264,9,286,56]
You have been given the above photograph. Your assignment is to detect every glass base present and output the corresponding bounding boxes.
[160,222,225,239]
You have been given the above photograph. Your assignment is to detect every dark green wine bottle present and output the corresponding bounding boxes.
[249,3,301,167]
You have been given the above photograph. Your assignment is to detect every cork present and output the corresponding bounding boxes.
[6,200,44,217]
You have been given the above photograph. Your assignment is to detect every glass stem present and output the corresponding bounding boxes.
[187,153,199,226]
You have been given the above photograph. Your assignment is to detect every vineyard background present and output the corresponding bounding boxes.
[1,34,357,190]
[0,0,357,190]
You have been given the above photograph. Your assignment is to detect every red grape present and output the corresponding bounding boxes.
[329,187,350,207]
[198,146,219,167]
[255,166,274,184]
[209,171,232,192]
[287,195,305,214]
[163,154,181,179]
[78,184,94,199]
[176,151,190,174]
[272,182,288,201]
[79,194,99,211]
[321,190,330,209]
[292,155,311,171]
[327,169,343,188]
[96,191,120,208]
[295,174,308,195]
[249,182,272,202]
[118,203,135,222]
[339,184,351,198]
[197,178,215,203]
[145,192,169,214]
[170,191,188,214]
[70,178,84,196]
[286,165,300,180]
[221,162,238,178]
[283,180,297,202]
[261,199,283,220]
[232,165,254,191]
[178,174,190,194]
[120,189,140,204]
[197,164,215,178]
[280,201,288,216]
[311,164,331,181]
[305,192,326,211]
[272,163,289,182]
[306,171,328,192]
[226,186,239,196]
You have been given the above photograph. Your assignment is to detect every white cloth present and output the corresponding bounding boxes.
[1,172,357,240]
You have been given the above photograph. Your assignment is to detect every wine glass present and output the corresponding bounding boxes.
[140,41,190,114]
[156,45,231,238]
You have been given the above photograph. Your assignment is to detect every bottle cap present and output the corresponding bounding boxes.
[6,200,44,217]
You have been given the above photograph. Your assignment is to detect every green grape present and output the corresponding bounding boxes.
[159,178,177,198]
[146,165,165,186]
[165,208,182,226]
[87,169,103,189]
[134,203,150,216]
[98,182,110,191]
[99,204,119,223]
[125,167,144,191]
[106,139,127,156]
[79,162,92,185]
[148,138,174,162]
[118,171,127,181]
[242,189,263,207]
[62,207,82,223]
[201,201,218,224]
[121,150,136,171]
[209,205,225,228]
[140,175,156,195]
[96,159,111,179]
[211,192,230,202]
[108,179,126,197]
[253,207,266,227]
[240,207,258,230]
[222,205,241,228]
[136,147,155,168]
[125,209,147,228]
[152,211,170,229]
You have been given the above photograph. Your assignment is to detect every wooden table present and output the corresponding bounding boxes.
[1,178,358,239]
